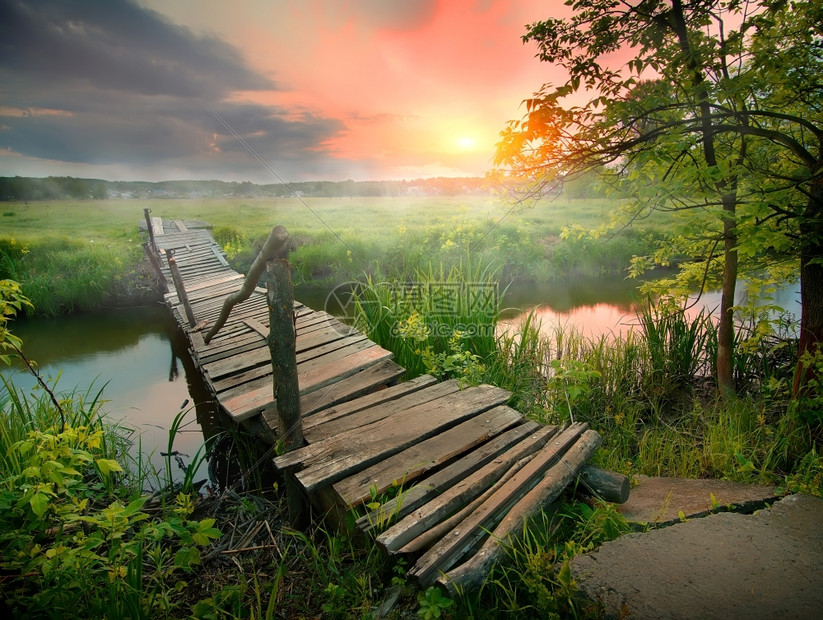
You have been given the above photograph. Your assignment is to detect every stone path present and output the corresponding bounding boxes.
[571,478,823,619]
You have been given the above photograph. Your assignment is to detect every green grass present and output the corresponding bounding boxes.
[0,195,667,317]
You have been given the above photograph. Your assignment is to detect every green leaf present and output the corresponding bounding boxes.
[95,458,123,476]
[30,491,49,517]
[174,546,201,570]
[122,497,148,516]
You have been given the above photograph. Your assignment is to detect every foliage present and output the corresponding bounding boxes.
[460,501,630,618]
[496,0,823,404]
[0,279,32,365]
[418,586,454,619]
[351,263,499,381]
[0,415,220,618]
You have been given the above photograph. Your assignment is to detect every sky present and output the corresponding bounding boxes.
[0,0,574,183]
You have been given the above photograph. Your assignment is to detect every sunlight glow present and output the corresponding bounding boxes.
[457,136,476,149]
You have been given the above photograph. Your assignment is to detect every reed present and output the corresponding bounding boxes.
[352,261,499,380]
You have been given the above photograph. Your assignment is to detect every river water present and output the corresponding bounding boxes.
[1,304,222,484]
[1,277,800,483]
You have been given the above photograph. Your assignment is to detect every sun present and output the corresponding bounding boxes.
[456,136,476,149]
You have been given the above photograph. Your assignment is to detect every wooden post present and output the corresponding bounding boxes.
[143,208,157,254]
[166,251,196,327]
[142,241,168,292]
[267,257,306,526]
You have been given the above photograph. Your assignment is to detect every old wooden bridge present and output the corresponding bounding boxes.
[141,213,628,593]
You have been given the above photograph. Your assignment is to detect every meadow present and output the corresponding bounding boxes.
[0,195,665,316]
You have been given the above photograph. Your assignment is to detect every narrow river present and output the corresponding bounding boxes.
[1,277,800,485]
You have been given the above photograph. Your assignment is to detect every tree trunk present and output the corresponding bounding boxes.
[717,206,739,399]
[669,0,738,399]
[793,181,823,397]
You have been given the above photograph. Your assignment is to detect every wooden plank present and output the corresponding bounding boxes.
[293,385,511,493]
[204,332,368,383]
[211,246,229,266]
[209,337,377,393]
[276,380,468,471]
[303,379,462,442]
[332,404,524,506]
[175,220,189,232]
[151,216,164,237]
[221,345,393,421]
[303,374,436,428]
[292,358,405,417]
[356,420,541,534]
[243,317,269,339]
[439,430,602,594]
[261,358,406,433]
[408,423,589,586]
[185,273,244,293]
[374,423,560,551]
[398,446,535,556]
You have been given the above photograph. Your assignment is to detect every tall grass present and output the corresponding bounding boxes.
[353,266,819,488]
[0,235,143,316]
[352,262,499,380]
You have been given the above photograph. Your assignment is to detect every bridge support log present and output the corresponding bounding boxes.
[143,208,157,253]
[577,465,630,504]
[142,241,167,292]
[267,257,306,526]
[167,252,196,327]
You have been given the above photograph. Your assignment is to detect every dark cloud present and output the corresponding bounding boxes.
[0,0,348,180]
[0,0,271,97]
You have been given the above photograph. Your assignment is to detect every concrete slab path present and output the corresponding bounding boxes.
[571,493,823,619]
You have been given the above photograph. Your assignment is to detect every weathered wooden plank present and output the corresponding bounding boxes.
[204,332,368,383]
[183,280,247,302]
[408,423,590,586]
[260,359,408,434]
[375,423,561,552]
[275,380,467,471]
[221,345,393,421]
[184,273,244,293]
[303,374,436,429]
[303,380,462,442]
[243,317,269,339]
[211,245,229,266]
[151,216,164,237]
[356,420,541,534]
[292,385,512,493]
[398,449,535,556]
[332,404,524,506]
[439,430,602,594]
[175,220,189,232]
[290,358,405,418]
[209,338,378,393]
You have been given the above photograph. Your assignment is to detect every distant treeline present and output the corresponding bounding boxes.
[0,175,498,201]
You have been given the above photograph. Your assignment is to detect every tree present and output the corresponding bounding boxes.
[496,0,822,398]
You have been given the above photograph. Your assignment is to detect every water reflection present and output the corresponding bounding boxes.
[500,278,801,339]
[1,305,223,486]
